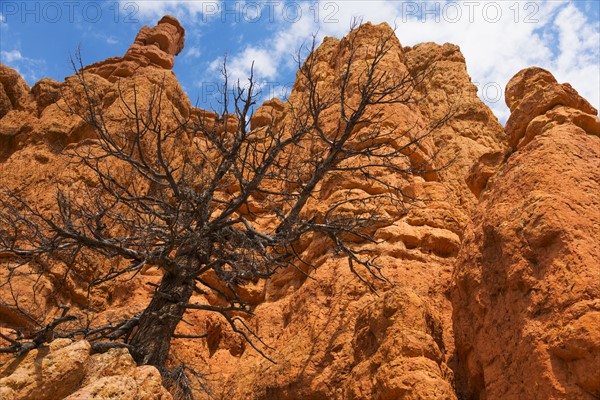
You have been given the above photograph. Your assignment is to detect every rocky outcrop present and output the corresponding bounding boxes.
[403,42,507,210]
[453,68,600,399]
[0,17,190,345]
[31,78,62,115]
[0,15,189,161]
[505,67,598,148]
[0,21,505,399]
[166,23,505,399]
[0,65,33,118]
[250,98,285,130]
[1,16,598,400]
[0,339,171,399]
[85,15,185,81]
[0,65,36,161]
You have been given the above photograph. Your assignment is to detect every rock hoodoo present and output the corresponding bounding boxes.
[453,68,600,399]
[0,16,190,162]
[85,15,185,80]
[504,66,598,148]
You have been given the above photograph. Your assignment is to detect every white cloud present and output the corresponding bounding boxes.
[254,1,599,122]
[550,3,600,110]
[206,3,320,86]
[1,50,23,63]
[185,46,202,59]
[106,36,119,45]
[381,0,599,122]
[209,47,276,84]
[124,0,222,22]
[384,1,570,121]
[158,0,598,122]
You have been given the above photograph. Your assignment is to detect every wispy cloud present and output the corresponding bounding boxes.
[1,50,23,63]
[185,46,202,59]
[1,50,46,84]
[123,0,222,22]
[126,1,599,122]
[549,3,599,109]
[210,47,277,83]
[205,2,319,95]
[0,12,8,31]
[207,1,598,122]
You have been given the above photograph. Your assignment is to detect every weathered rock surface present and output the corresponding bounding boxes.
[31,78,62,115]
[0,64,34,118]
[1,16,598,400]
[453,68,600,399]
[0,16,189,161]
[505,67,597,148]
[168,22,505,399]
[403,42,507,210]
[0,19,190,392]
[0,339,171,399]
[0,65,37,160]
[85,15,185,81]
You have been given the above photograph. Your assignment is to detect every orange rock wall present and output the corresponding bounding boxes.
[1,16,598,400]
[452,67,600,400]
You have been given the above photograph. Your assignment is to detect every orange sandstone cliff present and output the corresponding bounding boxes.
[0,16,598,400]
[453,67,600,399]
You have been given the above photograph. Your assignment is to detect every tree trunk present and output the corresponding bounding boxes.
[128,270,194,369]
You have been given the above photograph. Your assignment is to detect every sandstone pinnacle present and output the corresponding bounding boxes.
[84,15,185,81]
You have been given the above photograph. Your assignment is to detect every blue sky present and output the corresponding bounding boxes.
[1,1,599,122]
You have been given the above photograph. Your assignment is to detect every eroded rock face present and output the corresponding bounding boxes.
[0,17,190,344]
[167,23,505,400]
[0,64,34,118]
[250,98,285,130]
[504,67,597,148]
[0,339,171,400]
[403,42,507,209]
[85,15,185,80]
[31,78,62,115]
[453,68,600,399]
[0,15,190,161]
[0,20,504,400]
[1,17,598,400]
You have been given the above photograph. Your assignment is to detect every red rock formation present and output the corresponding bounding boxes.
[0,65,33,118]
[166,23,505,399]
[0,15,192,332]
[85,15,185,81]
[0,14,190,162]
[31,78,62,115]
[505,67,597,148]
[0,339,171,399]
[1,16,598,400]
[453,67,600,399]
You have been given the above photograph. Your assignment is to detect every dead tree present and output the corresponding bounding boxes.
[0,22,452,385]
